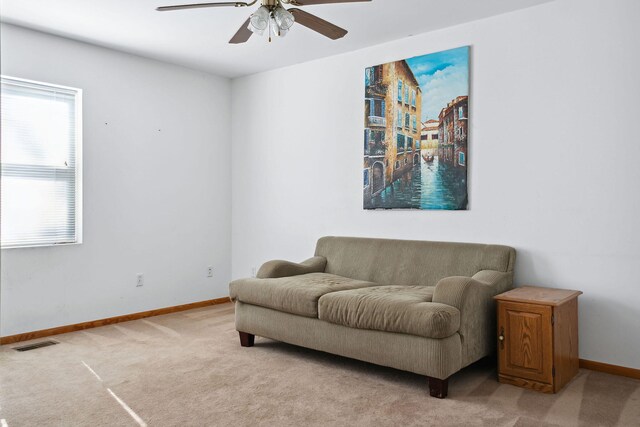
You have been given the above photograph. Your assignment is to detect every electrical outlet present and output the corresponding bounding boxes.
[136,273,144,287]
[251,267,257,278]
[207,266,214,277]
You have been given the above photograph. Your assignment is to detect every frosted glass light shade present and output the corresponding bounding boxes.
[249,6,269,33]
[274,6,295,30]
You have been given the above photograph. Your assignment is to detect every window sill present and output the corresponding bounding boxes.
[2,241,82,250]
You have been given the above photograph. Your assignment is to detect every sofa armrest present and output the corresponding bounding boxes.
[472,270,513,295]
[256,256,327,279]
[432,270,513,366]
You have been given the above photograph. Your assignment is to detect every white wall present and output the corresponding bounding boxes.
[231,0,640,369]
[0,24,232,336]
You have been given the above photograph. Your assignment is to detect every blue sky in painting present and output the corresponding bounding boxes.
[406,46,469,122]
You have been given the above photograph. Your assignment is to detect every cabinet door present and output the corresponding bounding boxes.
[498,301,554,384]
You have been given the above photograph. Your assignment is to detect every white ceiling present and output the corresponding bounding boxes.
[0,0,552,78]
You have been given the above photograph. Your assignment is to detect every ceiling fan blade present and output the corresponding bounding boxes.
[229,18,253,44]
[289,8,347,40]
[156,2,248,12]
[290,0,371,5]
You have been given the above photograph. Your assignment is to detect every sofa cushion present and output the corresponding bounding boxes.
[318,286,460,339]
[229,273,380,318]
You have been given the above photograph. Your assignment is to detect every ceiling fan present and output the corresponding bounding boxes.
[156,0,372,43]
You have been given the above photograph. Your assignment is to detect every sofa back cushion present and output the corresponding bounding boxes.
[315,236,515,286]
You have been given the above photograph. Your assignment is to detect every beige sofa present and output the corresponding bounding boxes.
[229,236,515,398]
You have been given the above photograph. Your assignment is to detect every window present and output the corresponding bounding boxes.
[363,169,370,187]
[411,89,416,108]
[396,133,405,151]
[1,76,82,248]
[432,133,438,140]
[405,113,410,129]
[404,85,410,104]
[372,130,384,143]
[367,130,385,156]
[397,80,403,102]
[397,110,403,128]
[459,151,466,166]
[458,106,465,119]
[365,67,373,87]
[367,98,385,118]
[412,115,417,132]
[365,66,382,87]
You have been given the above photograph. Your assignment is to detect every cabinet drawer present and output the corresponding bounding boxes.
[498,301,553,384]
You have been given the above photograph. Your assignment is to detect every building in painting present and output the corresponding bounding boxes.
[438,96,468,168]
[364,61,422,204]
[420,119,439,155]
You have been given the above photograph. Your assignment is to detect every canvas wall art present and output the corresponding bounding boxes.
[363,46,469,210]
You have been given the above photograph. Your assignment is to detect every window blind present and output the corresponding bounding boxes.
[1,76,82,248]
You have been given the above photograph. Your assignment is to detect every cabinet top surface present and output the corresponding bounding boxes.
[494,286,582,306]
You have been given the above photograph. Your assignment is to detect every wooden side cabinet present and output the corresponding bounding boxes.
[494,286,582,393]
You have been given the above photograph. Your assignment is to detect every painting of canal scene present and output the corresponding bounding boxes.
[363,46,469,210]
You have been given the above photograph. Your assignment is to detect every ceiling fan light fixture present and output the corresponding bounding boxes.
[274,5,295,31]
[249,5,269,33]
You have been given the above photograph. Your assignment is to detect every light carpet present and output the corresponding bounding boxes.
[1,303,639,427]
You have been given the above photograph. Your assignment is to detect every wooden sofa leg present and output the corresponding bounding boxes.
[427,376,449,398]
[238,331,255,347]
